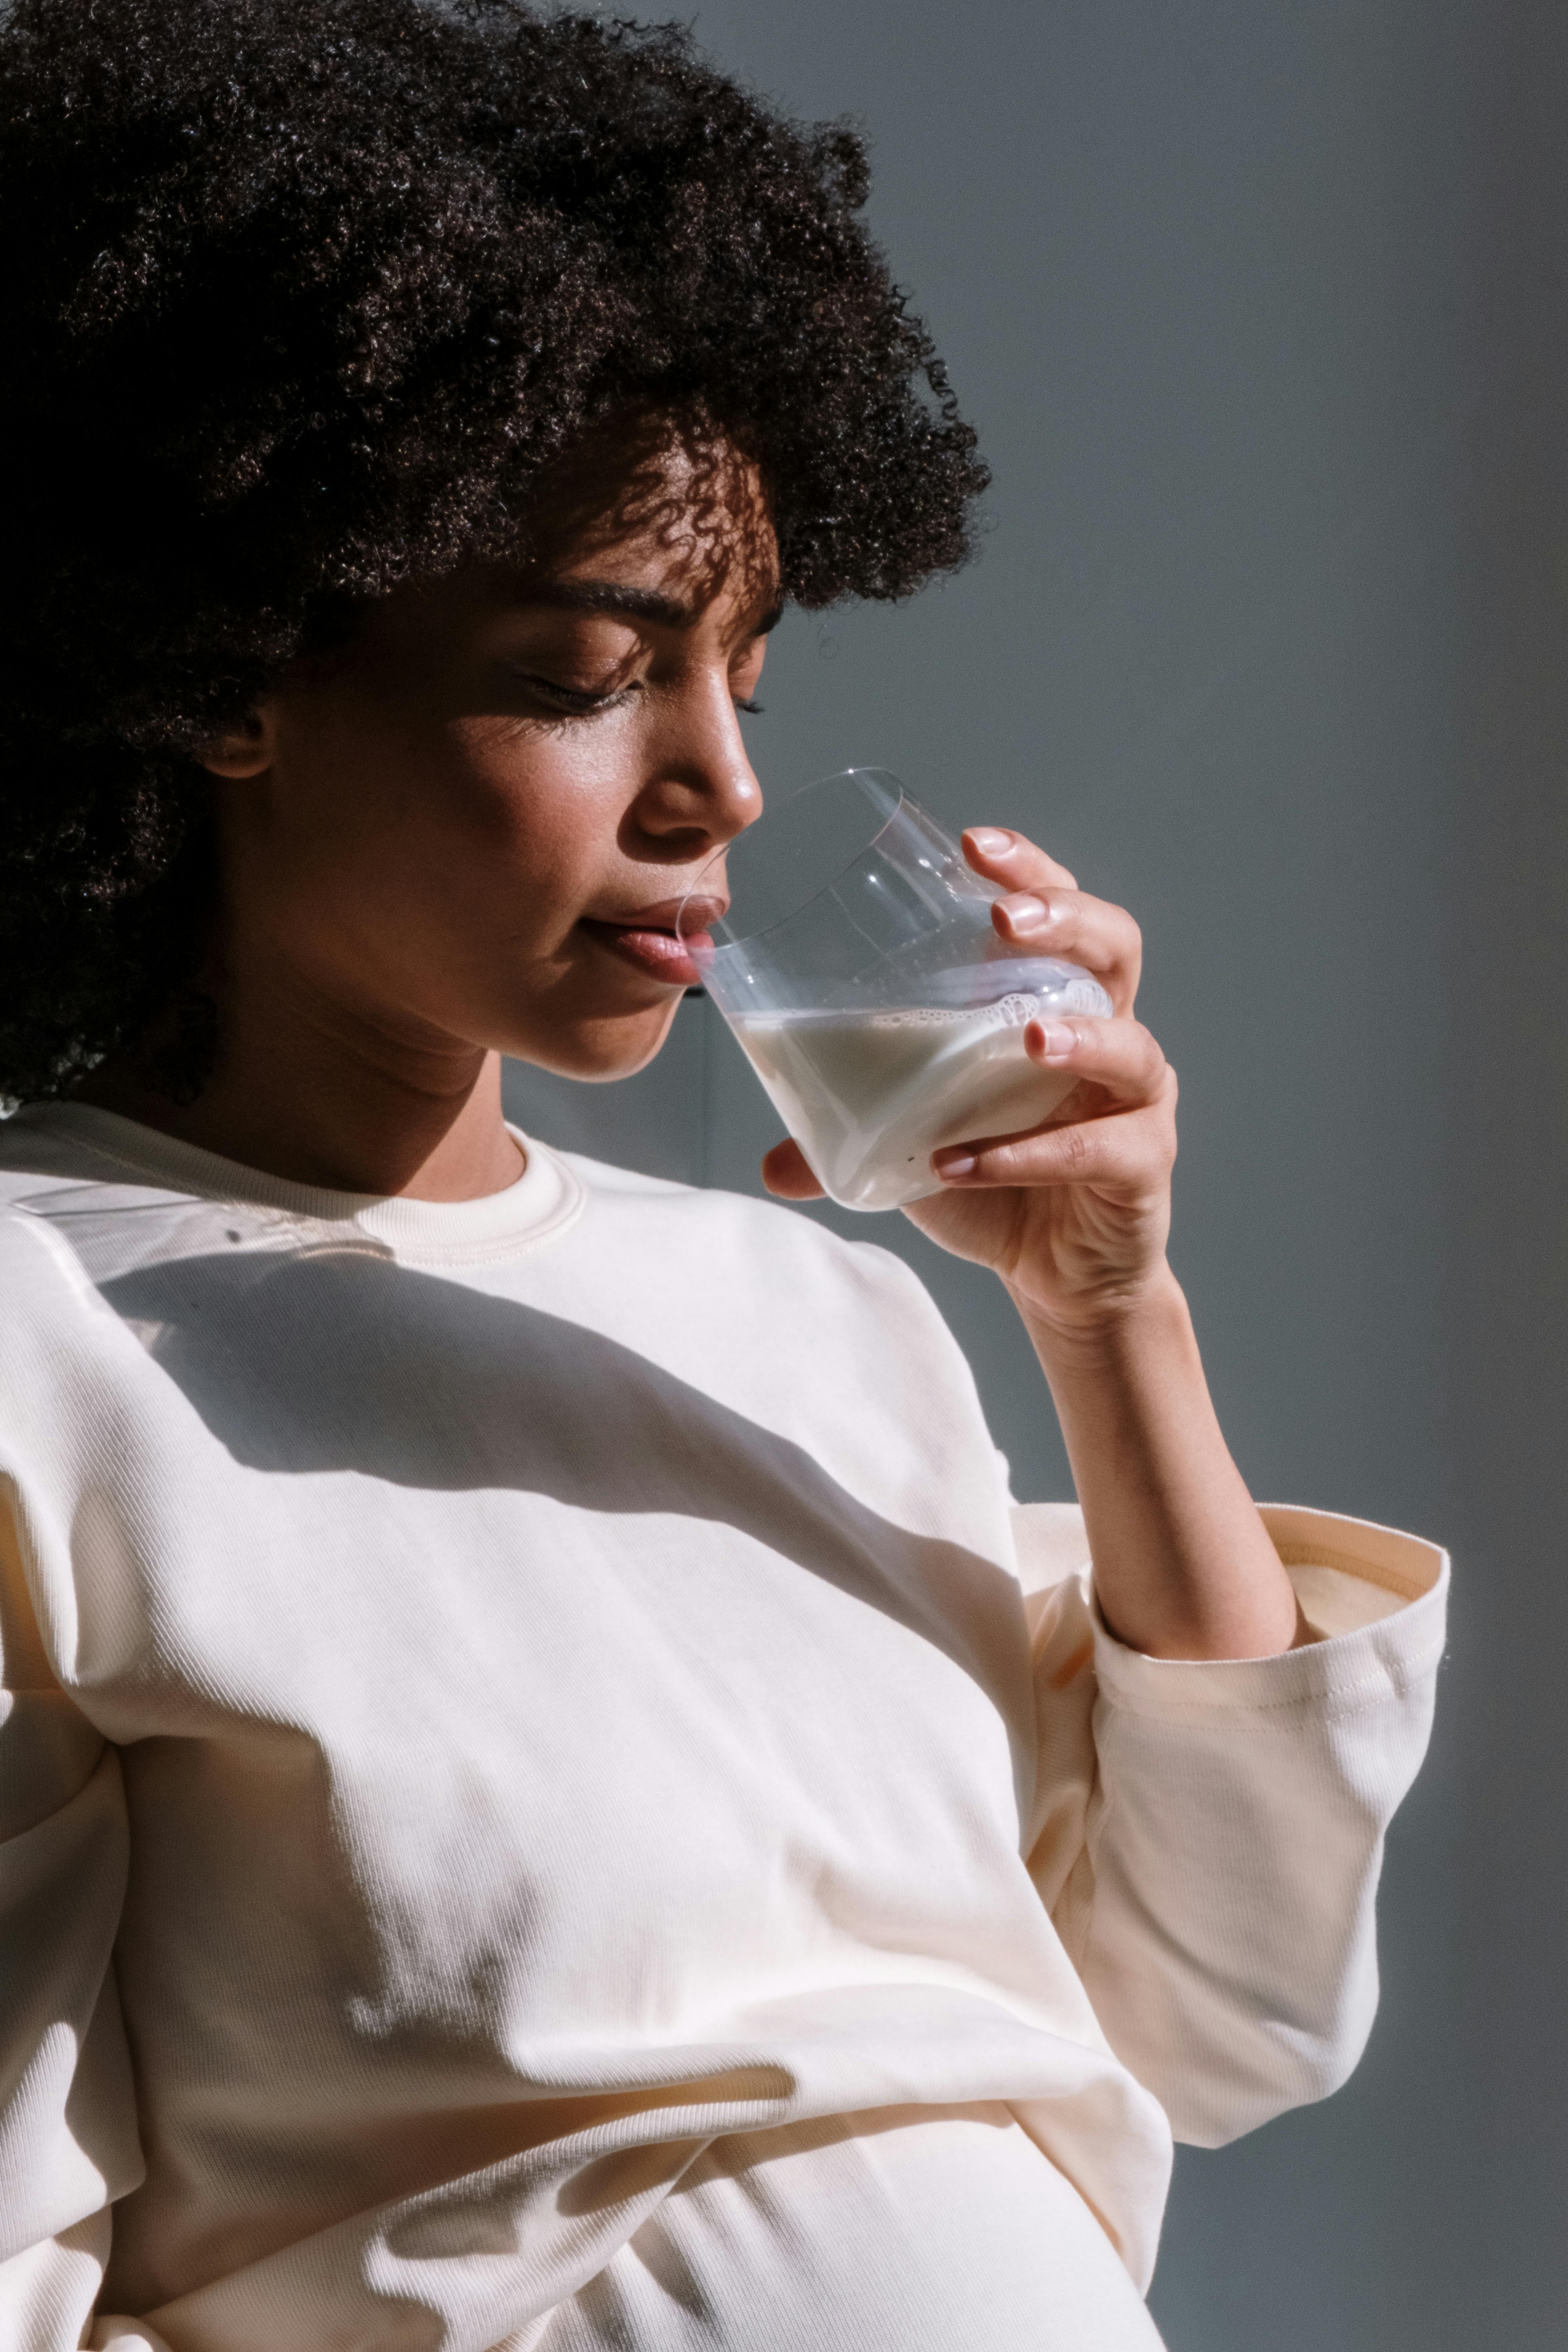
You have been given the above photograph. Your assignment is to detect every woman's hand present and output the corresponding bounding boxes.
[762,825,1305,1659]
[761,826,1178,1340]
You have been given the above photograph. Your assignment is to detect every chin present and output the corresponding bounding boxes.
[507,995,684,1084]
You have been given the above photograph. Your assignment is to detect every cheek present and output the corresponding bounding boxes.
[438,716,626,900]
[285,702,610,922]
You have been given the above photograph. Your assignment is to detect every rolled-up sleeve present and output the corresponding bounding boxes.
[0,1490,144,2352]
[1014,1501,1447,2147]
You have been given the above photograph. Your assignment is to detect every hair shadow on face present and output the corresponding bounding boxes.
[98,1245,1032,1741]
[524,404,780,617]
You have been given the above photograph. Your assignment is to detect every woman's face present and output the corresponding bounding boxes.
[209,437,777,1081]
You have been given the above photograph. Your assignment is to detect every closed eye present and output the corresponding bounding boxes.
[511,672,764,719]
[507,671,632,714]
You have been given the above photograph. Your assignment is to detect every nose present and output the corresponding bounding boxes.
[630,670,763,862]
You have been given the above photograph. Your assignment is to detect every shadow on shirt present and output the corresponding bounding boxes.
[99,1240,1033,1738]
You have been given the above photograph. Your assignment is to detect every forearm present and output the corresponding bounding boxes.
[1015,1262,1306,1660]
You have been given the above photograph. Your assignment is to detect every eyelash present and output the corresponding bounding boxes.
[514,674,764,718]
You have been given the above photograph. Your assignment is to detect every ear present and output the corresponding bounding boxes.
[198,702,278,781]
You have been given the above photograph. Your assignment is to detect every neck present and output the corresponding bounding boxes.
[76,971,525,1203]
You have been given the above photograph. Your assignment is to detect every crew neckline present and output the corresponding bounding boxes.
[7,1101,586,1266]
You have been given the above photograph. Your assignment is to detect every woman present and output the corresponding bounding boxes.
[0,3,1446,2347]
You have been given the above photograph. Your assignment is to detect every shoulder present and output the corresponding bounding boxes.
[0,1109,172,1355]
[0,1103,132,1208]
[0,1132,92,1287]
[540,1148,1004,1524]
[550,1147,986,1441]
[560,1147,941,1314]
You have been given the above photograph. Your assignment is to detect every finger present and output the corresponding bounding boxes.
[960,829,1142,1007]
[990,889,1142,1004]
[962,826,1078,894]
[761,1137,825,1199]
[931,1096,1176,1191]
[1021,1014,1169,1109]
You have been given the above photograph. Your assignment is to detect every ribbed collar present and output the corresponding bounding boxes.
[8,1102,586,1267]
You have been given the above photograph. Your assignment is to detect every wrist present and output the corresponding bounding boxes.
[1012,1265,1301,1660]
[1008,1257,1190,1373]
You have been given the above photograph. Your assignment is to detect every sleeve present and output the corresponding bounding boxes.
[0,1481,146,2350]
[1015,1501,1447,2147]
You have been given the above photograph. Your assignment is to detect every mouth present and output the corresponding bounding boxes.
[577,896,724,991]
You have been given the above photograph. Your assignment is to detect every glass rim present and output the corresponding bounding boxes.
[673,765,910,949]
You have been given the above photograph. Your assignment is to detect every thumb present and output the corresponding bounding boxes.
[761,1137,825,1199]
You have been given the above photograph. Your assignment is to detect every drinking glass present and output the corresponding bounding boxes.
[677,769,1111,1211]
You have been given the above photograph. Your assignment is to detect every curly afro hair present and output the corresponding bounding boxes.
[0,0,988,1103]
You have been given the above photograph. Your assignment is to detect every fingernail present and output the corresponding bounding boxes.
[1036,1022,1077,1059]
[998,894,1047,934]
[936,1151,977,1179]
[966,827,1013,855]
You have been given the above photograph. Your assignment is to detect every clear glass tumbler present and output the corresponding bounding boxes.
[677,769,1112,1211]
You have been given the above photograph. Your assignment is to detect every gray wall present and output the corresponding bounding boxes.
[503,5,1568,2343]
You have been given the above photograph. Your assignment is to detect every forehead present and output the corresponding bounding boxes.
[527,417,780,617]
[340,423,781,660]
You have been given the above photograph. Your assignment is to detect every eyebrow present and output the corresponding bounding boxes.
[517,577,785,637]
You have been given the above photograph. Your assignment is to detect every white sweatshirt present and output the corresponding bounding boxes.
[0,1104,1446,2352]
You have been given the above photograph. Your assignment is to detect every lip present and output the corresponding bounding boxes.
[578,897,725,991]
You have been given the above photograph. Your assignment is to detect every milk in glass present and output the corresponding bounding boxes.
[733,990,1081,1211]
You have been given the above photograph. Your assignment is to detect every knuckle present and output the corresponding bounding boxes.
[1057,1121,1096,1179]
[972,1147,1018,1186]
[1138,1102,1177,1171]
[1115,1031,1154,1082]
